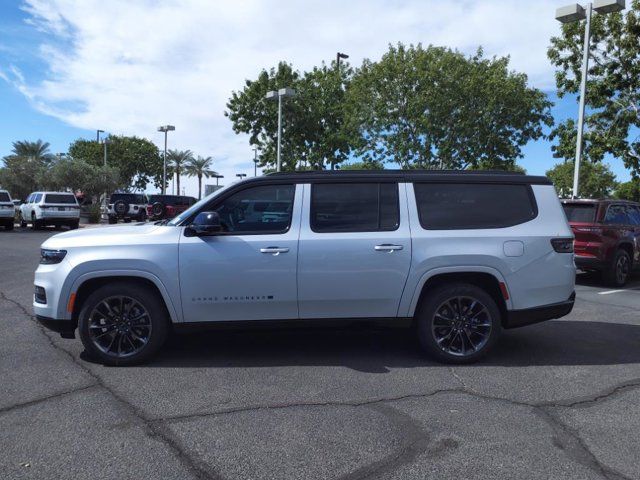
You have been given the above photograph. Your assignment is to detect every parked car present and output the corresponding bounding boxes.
[147,194,197,220]
[19,191,80,230]
[34,170,575,366]
[108,193,148,224]
[562,199,640,286]
[0,189,15,230]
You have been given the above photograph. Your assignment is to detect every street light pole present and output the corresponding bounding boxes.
[253,148,259,176]
[96,129,104,142]
[236,173,247,181]
[555,0,625,198]
[157,125,175,194]
[265,88,296,172]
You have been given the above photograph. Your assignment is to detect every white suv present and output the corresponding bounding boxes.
[107,193,148,224]
[0,189,15,231]
[20,191,80,230]
[33,171,576,366]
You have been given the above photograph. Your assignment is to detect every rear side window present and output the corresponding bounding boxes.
[604,204,629,225]
[414,183,536,230]
[627,206,640,225]
[0,192,10,202]
[562,203,597,223]
[311,183,400,233]
[45,194,77,204]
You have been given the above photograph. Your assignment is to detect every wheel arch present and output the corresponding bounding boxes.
[68,271,180,325]
[407,268,511,325]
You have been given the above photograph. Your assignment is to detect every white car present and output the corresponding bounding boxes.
[107,193,148,224]
[0,189,15,231]
[33,171,575,366]
[19,191,80,230]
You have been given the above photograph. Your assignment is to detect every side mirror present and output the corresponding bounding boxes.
[186,211,222,236]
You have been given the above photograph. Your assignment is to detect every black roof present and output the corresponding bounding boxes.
[243,169,552,185]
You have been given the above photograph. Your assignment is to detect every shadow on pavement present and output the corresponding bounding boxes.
[576,270,640,289]
[135,319,640,372]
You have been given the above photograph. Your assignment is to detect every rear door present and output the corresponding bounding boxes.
[297,182,412,318]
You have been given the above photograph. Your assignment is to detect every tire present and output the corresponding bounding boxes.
[151,202,165,219]
[4,221,13,231]
[19,213,27,228]
[31,213,41,230]
[124,218,132,223]
[78,282,170,366]
[416,283,502,364]
[604,249,631,287]
[69,220,80,230]
[108,216,117,225]
[137,210,147,222]
[113,200,129,216]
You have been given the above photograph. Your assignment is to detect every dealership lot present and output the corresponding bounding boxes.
[1,228,639,480]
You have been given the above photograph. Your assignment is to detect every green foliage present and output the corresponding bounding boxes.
[348,44,553,169]
[546,161,618,198]
[0,139,54,199]
[340,160,385,170]
[68,135,163,191]
[615,179,640,201]
[167,149,194,195]
[548,1,640,174]
[10,140,54,163]
[185,156,217,199]
[86,202,102,224]
[40,156,121,198]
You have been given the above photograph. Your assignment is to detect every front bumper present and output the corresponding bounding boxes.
[504,292,575,329]
[36,315,76,338]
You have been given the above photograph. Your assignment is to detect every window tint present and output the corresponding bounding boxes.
[310,183,400,233]
[414,183,536,230]
[562,203,597,223]
[45,194,77,204]
[604,204,629,225]
[33,193,43,203]
[0,192,10,202]
[211,184,294,234]
[110,193,146,204]
[627,206,640,225]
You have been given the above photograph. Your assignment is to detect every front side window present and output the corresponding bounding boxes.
[310,183,400,233]
[211,184,294,234]
[604,205,628,225]
[33,193,43,203]
[414,183,536,230]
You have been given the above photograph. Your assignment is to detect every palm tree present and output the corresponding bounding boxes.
[11,140,54,163]
[185,156,217,199]
[166,149,193,195]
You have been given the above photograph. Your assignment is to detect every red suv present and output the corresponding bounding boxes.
[562,199,640,286]
[147,195,197,220]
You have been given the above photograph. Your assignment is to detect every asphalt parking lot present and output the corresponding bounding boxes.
[1,227,640,480]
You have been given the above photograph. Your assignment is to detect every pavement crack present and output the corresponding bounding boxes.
[0,384,98,416]
[536,407,633,480]
[543,378,640,409]
[0,289,223,480]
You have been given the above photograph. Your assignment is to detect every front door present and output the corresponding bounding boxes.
[179,183,301,322]
[297,182,412,319]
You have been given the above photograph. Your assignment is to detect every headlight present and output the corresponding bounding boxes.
[40,249,67,264]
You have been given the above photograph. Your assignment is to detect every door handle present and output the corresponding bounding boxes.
[374,244,403,252]
[260,246,290,255]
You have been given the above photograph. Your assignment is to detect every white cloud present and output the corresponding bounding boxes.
[9,0,564,196]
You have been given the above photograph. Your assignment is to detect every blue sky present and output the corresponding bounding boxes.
[0,1,633,196]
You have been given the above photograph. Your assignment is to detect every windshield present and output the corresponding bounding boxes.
[45,194,77,204]
[562,203,597,223]
[168,183,236,226]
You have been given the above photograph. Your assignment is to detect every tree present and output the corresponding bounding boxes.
[339,160,385,170]
[10,140,54,163]
[185,156,217,199]
[226,61,355,171]
[347,44,553,170]
[548,1,640,174]
[68,135,163,191]
[546,161,617,198]
[0,139,54,199]
[40,156,121,198]
[615,179,640,201]
[167,149,193,195]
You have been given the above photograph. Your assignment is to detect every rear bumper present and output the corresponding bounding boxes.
[504,292,575,329]
[574,255,605,271]
[36,315,76,338]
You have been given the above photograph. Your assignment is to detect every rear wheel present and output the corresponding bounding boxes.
[78,282,170,366]
[31,213,42,230]
[19,213,27,228]
[108,216,117,224]
[416,283,502,364]
[604,249,631,287]
[69,220,80,230]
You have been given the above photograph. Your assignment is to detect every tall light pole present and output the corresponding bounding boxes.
[253,148,259,176]
[96,129,104,142]
[555,0,625,198]
[336,52,349,69]
[214,174,224,186]
[265,88,296,172]
[101,137,110,220]
[157,125,175,194]
[236,173,247,181]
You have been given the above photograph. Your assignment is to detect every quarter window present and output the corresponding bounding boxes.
[211,184,294,234]
[310,183,400,233]
[414,183,536,230]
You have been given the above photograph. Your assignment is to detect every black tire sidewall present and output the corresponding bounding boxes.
[605,250,631,287]
[416,283,502,364]
[78,282,169,366]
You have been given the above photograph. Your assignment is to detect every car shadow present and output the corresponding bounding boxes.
[576,270,640,289]
[136,319,640,372]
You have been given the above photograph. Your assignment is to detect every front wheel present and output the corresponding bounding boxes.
[78,283,170,366]
[416,283,502,364]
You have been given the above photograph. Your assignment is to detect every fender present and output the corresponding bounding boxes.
[60,269,182,323]
[401,265,513,317]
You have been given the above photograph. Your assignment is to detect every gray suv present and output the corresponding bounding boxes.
[33,171,576,366]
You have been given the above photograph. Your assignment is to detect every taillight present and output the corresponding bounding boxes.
[551,238,574,253]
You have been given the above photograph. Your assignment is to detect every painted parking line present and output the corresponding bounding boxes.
[598,290,627,295]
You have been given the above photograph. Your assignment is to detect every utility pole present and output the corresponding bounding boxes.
[253,148,259,176]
